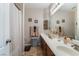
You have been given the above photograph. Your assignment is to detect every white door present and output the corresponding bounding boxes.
[10,4,23,56]
[0,3,11,56]
[0,3,23,56]
[0,3,22,56]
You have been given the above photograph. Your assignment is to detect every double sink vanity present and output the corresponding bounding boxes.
[40,33,79,56]
[39,3,79,56]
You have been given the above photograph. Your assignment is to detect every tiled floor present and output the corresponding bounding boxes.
[23,47,43,56]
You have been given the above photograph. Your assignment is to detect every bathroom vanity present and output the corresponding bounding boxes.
[40,36,55,56]
[40,33,79,56]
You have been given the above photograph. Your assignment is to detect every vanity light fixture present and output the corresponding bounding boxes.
[50,3,64,16]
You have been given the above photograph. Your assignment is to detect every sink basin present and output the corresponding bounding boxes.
[57,46,79,56]
[72,40,79,46]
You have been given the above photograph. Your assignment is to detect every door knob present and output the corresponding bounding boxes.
[6,40,11,45]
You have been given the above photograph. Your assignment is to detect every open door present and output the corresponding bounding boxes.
[0,3,23,56]
[10,3,23,56]
[0,3,11,56]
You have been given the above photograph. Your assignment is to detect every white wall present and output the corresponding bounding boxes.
[50,10,75,38]
[24,8,44,44]
[43,8,50,33]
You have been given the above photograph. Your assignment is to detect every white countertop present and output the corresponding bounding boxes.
[41,33,79,56]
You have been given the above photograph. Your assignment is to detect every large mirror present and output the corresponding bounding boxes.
[49,3,77,39]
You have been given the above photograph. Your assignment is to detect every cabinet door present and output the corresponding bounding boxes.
[47,46,51,56]
[43,41,47,56]
[42,38,47,56]
[47,46,55,56]
[40,36,55,56]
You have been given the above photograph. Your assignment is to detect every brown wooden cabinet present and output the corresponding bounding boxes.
[47,45,55,56]
[40,36,47,55]
[40,36,55,56]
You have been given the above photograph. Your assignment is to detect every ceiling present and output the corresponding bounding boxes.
[25,3,50,9]
[59,3,77,11]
